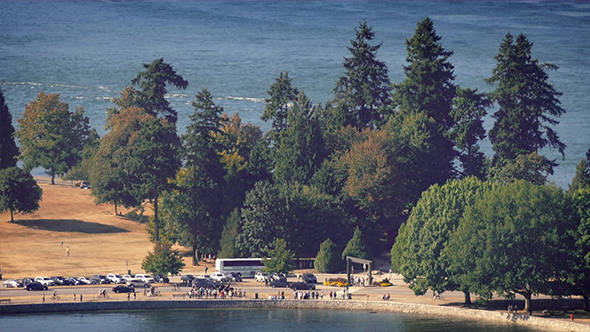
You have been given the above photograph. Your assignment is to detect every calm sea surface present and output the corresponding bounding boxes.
[0,308,547,332]
[1,1,588,187]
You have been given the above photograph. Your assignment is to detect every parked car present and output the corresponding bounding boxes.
[192,278,215,289]
[289,282,315,290]
[268,279,290,288]
[210,272,228,283]
[22,277,34,285]
[255,272,269,282]
[92,274,111,284]
[302,273,317,284]
[77,276,96,285]
[107,274,125,284]
[112,285,135,293]
[66,277,83,286]
[134,273,155,283]
[35,277,55,286]
[228,272,242,282]
[126,278,150,288]
[25,281,48,291]
[122,275,133,282]
[3,279,23,288]
[271,273,287,282]
[180,275,195,285]
[80,181,90,189]
[154,275,169,283]
[50,276,70,286]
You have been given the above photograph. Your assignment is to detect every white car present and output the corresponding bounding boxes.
[210,272,228,282]
[126,278,150,288]
[107,273,125,284]
[122,274,133,281]
[197,274,212,280]
[255,272,269,282]
[134,274,155,284]
[35,276,55,286]
[78,276,93,285]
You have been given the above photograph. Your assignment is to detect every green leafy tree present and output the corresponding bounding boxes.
[450,87,490,179]
[447,181,572,312]
[131,58,188,123]
[486,33,566,170]
[391,177,493,304]
[141,239,185,277]
[15,92,90,184]
[262,238,295,275]
[488,151,553,186]
[0,89,19,170]
[89,108,148,215]
[315,238,343,273]
[566,188,590,310]
[63,128,101,182]
[568,149,590,194]
[0,167,43,222]
[333,20,392,129]
[341,227,373,261]
[393,17,456,131]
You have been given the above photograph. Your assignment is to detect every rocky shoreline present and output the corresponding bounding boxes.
[1,298,588,332]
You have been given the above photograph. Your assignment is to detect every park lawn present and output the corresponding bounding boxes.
[0,177,157,278]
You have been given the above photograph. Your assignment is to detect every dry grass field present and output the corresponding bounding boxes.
[0,177,160,279]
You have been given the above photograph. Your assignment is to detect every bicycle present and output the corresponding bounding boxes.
[49,295,61,301]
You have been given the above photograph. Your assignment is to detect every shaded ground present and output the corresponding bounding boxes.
[13,219,129,234]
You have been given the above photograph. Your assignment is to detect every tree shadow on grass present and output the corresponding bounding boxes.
[13,219,130,234]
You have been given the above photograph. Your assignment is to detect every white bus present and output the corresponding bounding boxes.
[215,258,265,278]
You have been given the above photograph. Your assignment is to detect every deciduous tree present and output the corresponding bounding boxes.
[0,167,42,222]
[263,238,295,275]
[15,92,90,184]
[141,240,185,277]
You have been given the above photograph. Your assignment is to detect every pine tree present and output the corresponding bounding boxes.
[0,89,19,170]
[315,238,343,273]
[486,33,566,169]
[334,20,392,129]
[341,227,373,261]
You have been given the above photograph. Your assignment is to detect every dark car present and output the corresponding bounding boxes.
[50,276,70,286]
[228,272,242,282]
[154,275,170,283]
[192,278,215,289]
[302,273,317,284]
[289,282,315,290]
[92,274,111,284]
[66,277,83,286]
[268,279,290,288]
[22,277,34,285]
[180,275,195,285]
[25,281,48,291]
[112,285,135,293]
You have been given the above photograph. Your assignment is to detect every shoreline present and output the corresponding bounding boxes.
[1,299,588,332]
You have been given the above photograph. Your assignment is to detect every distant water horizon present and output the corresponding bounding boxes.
[1,1,588,188]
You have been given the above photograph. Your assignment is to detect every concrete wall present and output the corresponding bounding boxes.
[1,299,588,332]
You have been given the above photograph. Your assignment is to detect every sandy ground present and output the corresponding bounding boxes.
[1,177,588,325]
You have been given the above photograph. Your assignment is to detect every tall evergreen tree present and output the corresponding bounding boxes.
[486,32,566,170]
[450,87,490,179]
[568,148,590,194]
[261,72,299,139]
[392,17,457,183]
[0,89,19,170]
[392,17,456,131]
[334,20,392,129]
[131,58,188,123]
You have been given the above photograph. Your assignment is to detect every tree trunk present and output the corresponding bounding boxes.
[583,294,589,312]
[523,293,532,313]
[192,245,199,266]
[10,209,14,222]
[51,175,55,185]
[463,291,472,305]
[153,194,159,242]
[114,202,118,216]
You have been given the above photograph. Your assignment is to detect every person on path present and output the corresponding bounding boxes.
[66,246,70,257]
[80,294,83,302]
[571,313,574,321]
[205,266,208,274]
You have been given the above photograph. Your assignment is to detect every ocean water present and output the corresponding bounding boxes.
[1,1,588,188]
[0,308,547,332]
